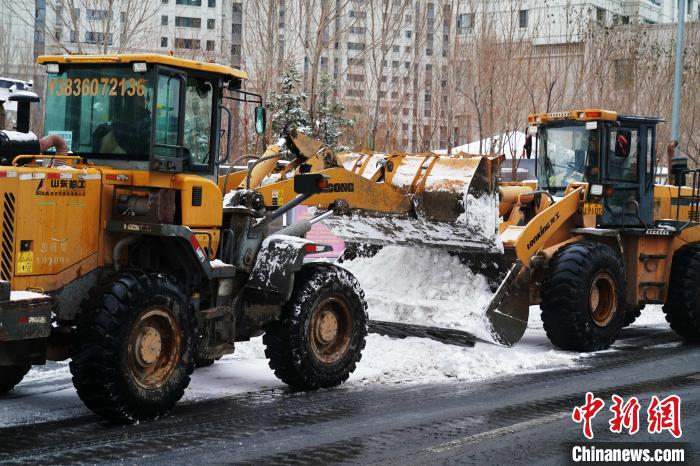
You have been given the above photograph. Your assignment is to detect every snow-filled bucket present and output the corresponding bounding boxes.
[322,155,502,254]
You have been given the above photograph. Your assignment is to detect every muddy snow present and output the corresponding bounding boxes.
[0,247,675,427]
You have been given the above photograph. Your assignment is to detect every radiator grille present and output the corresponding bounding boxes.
[1,193,15,281]
[192,186,203,206]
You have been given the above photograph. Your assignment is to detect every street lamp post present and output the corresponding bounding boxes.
[671,0,686,150]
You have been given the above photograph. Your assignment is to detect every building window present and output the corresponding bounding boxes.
[87,9,109,20]
[232,2,242,13]
[161,15,168,26]
[232,23,241,33]
[206,40,215,50]
[175,0,201,5]
[69,30,78,43]
[207,19,215,29]
[231,44,241,55]
[405,30,412,38]
[208,0,215,6]
[457,13,474,34]
[175,38,201,49]
[161,37,168,47]
[175,16,201,27]
[596,8,605,23]
[161,0,168,3]
[347,42,365,51]
[85,31,113,45]
[518,9,528,28]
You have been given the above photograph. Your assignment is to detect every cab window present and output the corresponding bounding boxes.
[184,77,213,171]
[608,127,639,182]
[154,73,182,158]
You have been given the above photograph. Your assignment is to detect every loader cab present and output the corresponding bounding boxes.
[37,55,258,178]
[531,109,660,227]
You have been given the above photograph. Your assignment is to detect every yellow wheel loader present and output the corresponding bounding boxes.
[229,111,700,353]
[0,55,369,423]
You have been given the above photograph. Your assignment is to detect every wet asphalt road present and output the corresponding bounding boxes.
[0,326,698,465]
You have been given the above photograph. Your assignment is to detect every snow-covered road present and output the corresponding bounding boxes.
[0,303,672,428]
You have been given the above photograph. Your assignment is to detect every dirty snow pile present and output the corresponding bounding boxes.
[338,246,583,384]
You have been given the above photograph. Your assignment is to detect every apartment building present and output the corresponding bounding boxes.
[235,0,695,151]
[29,0,243,65]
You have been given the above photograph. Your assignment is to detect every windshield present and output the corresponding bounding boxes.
[44,66,153,159]
[538,124,600,191]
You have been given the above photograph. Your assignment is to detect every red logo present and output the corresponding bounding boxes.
[572,392,606,439]
[609,395,641,435]
[573,393,682,439]
[647,395,682,438]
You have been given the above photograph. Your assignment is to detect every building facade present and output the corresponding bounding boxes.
[3,0,697,151]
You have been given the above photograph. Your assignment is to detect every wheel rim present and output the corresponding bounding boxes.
[128,307,181,390]
[309,295,353,364]
[589,271,617,327]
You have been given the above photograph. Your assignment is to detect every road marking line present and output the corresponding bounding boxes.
[426,412,569,454]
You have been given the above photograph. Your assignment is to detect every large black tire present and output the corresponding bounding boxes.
[70,272,194,423]
[663,246,700,341]
[263,263,368,390]
[541,241,626,352]
[0,365,31,394]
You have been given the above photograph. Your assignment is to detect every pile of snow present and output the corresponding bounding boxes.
[340,246,497,341]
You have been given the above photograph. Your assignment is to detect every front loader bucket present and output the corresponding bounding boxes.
[483,261,530,346]
[322,155,502,254]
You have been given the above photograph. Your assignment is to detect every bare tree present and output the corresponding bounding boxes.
[294,0,353,132]
[0,20,22,77]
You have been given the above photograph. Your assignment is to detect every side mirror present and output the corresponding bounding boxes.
[254,106,266,135]
[293,173,329,195]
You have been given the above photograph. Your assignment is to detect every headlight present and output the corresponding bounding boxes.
[589,184,604,196]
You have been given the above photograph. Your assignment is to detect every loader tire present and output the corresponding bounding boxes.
[0,365,31,394]
[541,241,626,352]
[263,263,367,390]
[663,246,700,341]
[70,271,194,423]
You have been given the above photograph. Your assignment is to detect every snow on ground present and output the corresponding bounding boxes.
[0,246,674,427]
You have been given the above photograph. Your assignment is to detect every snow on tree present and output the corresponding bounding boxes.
[314,74,354,150]
[269,61,311,137]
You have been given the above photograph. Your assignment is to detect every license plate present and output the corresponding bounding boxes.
[16,251,33,274]
[582,202,603,216]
